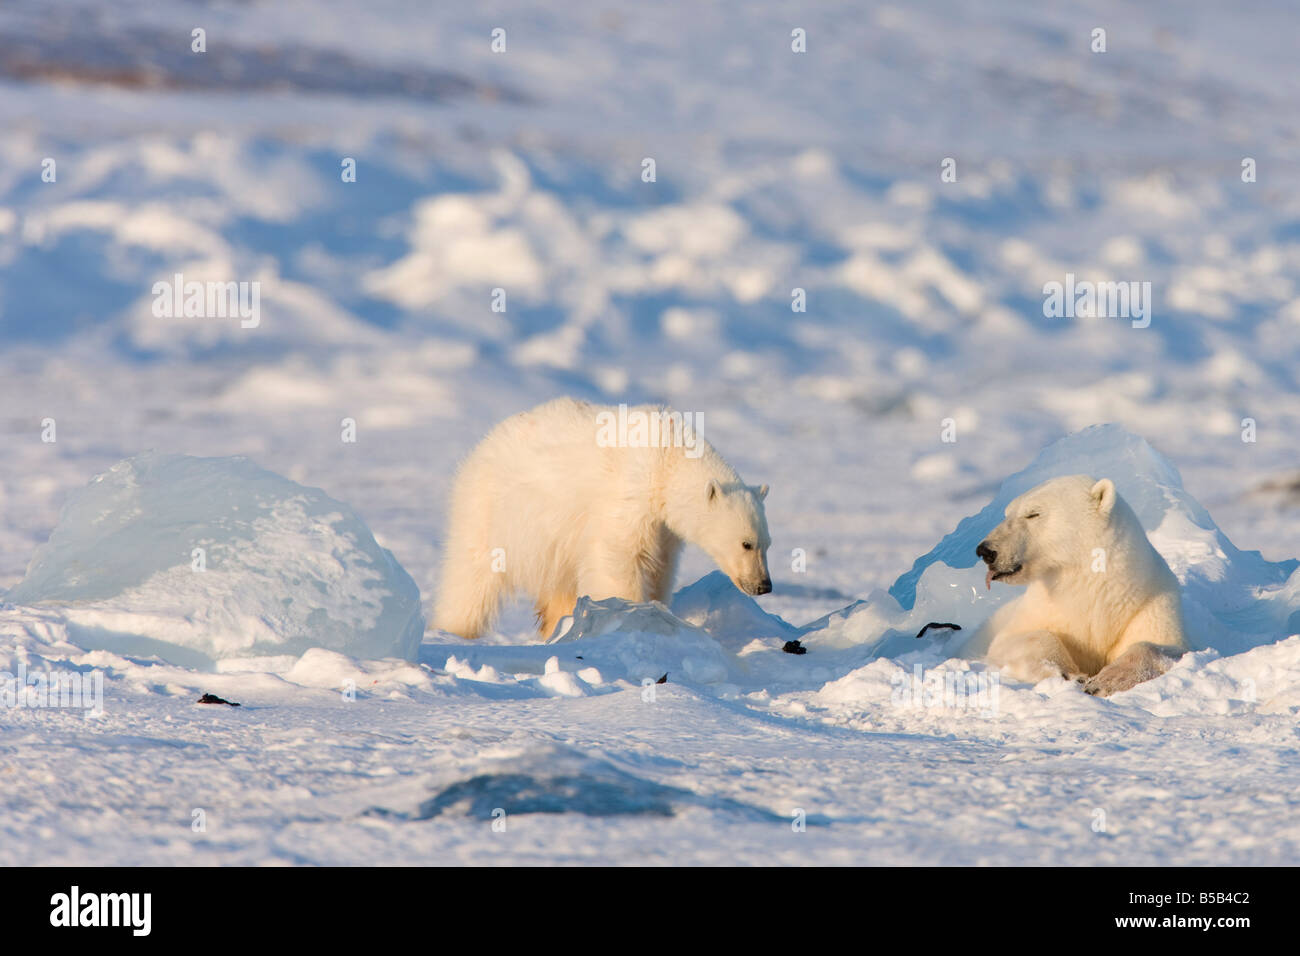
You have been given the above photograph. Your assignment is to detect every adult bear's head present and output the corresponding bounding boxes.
[698,479,772,596]
[975,474,1120,590]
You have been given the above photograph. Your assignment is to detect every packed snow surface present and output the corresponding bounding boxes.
[1,0,1299,865]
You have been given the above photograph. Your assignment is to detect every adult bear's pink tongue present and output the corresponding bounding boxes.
[985,566,993,590]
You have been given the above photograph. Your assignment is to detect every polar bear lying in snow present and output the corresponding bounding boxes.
[967,475,1187,696]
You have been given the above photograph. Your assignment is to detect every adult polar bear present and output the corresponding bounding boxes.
[968,474,1187,696]
[434,397,772,640]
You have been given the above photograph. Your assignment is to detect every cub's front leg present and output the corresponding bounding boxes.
[575,542,652,606]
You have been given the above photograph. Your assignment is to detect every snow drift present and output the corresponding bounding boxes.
[5,453,423,667]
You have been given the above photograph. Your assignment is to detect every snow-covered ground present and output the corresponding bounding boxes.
[1,0,1298,865]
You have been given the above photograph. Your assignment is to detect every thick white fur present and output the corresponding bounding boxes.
[433,397,771,640]
[966,474,1187,696]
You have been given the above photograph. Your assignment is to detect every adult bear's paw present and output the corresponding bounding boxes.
[1083,643,1177,697]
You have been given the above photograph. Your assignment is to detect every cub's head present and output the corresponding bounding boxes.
[699,479,772,596]
[975,474,1117,589]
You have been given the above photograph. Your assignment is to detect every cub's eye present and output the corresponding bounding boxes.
[1025,512,1041,519]
[742,541,754,550]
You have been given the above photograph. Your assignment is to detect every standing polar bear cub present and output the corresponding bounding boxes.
[968,474,1187,696]
[434,397,772,640]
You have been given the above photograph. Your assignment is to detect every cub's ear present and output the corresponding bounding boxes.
[707,478,723,503]
[756,483,769,501]
[1090,478,1116,517]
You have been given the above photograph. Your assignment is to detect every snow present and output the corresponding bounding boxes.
[2,0,1300,865]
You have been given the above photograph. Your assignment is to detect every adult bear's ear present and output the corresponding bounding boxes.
[1090,478,1116,517]
[707,478,723,503]
[756,484,769,501]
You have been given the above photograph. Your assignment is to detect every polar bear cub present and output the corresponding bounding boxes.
[433,397,772,640]
[968,474,1187,696]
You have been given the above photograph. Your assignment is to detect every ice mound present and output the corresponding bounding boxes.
[404,738,782,821]
[818,425,1299,657]
[548,595,733,684]
[669,571,800,649]
[415,741,683,819]
[5,453,423,667]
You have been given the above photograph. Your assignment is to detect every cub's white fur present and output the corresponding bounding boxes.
[434,397,771,640]
[967,474,1187,695]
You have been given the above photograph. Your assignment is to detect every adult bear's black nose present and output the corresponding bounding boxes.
[754,578,772,595]
[976,542,997,566]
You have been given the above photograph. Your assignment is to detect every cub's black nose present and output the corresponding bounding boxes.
[976,542,997,566]
[755,579,772,595]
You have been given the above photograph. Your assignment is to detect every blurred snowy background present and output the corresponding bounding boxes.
[2,0,1297,621]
